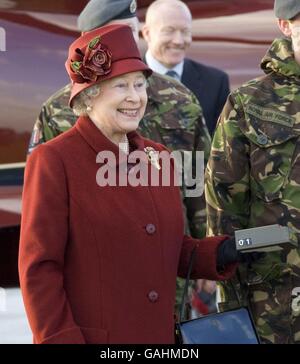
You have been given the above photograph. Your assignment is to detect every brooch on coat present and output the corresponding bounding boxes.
[144,147,161,170]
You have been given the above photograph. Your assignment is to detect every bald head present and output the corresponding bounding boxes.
[145,0,192,25]
[142,0,192,68]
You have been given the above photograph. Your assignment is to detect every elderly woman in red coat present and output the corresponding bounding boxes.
[19,24,237,344]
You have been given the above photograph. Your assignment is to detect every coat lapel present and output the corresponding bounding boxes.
[75,115,145,167]
[181,60,202,98]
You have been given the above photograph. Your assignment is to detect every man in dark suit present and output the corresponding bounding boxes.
[142,0,230,136]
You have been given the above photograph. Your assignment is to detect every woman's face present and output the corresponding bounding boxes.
[89,71,147,140]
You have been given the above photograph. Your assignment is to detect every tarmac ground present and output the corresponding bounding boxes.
[0,287,32,344]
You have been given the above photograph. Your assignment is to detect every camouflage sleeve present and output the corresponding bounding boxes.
[205,93,251,236]
[184,93,211,239]
[28,103,61,155]
[27,84,75,155]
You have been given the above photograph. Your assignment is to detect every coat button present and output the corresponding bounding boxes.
[148,290,159,303]
[145,224,156,234]
[256,134,268,145]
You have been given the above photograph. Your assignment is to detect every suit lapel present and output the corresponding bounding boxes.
[181,60,202,98]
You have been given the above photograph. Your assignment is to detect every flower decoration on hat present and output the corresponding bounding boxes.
[70,36,112,83]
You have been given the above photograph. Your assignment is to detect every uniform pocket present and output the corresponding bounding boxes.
[141,104,195,151]
[239,104,299,202]
[159,125,194,151]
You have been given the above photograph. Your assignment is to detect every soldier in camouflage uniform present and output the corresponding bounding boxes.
[28,0,211,313]
[205,0,300,344]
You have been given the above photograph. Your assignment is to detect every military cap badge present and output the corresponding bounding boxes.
[130,0,137,14]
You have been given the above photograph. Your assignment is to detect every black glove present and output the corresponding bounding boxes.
[217,237,266,268]
[217,237,238,268]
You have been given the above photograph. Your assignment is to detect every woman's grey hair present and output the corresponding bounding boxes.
[72,84,101,116]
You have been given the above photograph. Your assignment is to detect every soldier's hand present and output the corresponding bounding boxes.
[238,251,266,264]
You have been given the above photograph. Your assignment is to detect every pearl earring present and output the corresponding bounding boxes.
[86,105,92,112]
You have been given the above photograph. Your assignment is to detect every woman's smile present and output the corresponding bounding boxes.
[117,108,140,117]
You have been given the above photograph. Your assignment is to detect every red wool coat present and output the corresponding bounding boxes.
[19,116,235,344]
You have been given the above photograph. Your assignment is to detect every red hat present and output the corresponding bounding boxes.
[65,24,152,107]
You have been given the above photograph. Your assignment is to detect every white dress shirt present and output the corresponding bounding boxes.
[145,50,184,81]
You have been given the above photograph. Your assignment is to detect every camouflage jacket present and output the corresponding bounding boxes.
[205,38,300,343]
[29,72,211,238]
